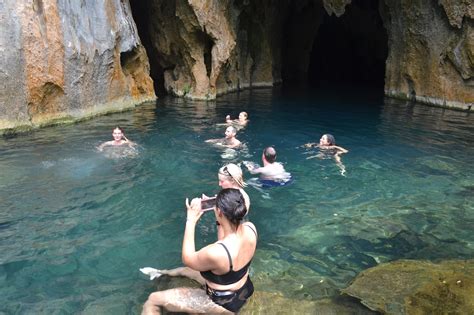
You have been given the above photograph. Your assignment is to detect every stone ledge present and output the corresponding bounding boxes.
[0,95,156,135]
[385,90,474,112]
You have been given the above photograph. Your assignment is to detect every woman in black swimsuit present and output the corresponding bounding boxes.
[142,188,257,314]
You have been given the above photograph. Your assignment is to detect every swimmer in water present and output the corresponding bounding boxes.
[205,126,241,149]
[245,147,291,182]
[304,134,348,175]
[226,111,248,126]
[97,126,135,151]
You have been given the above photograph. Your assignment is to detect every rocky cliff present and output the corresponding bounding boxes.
[134,0,472,109]
[135,0,287,100]
[1,0,473,132]
[382,0,473,110]
[0,0,155,132]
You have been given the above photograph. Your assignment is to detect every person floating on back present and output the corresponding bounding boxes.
[304,134,348,175]
[97,126,135,151]
[206,126,241,149]
[244,147,292,186]
[226,111,248,126]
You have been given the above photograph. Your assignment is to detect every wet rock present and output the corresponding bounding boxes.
[0,0,155,132]
[152,275,376,314]
[241,292,376,315]
[143,0,285,100]
[382,0,474,110]
[342,259,474,314]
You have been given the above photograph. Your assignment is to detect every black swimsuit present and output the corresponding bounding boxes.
[201,224,257,312]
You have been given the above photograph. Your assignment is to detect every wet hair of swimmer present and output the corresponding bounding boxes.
[263,146,277,163]
[324,134,336,145]
[216,188,247,226]
[227,125,237,134]
[114,126,124,133]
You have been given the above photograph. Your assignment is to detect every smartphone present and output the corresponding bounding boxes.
[201,197,216,212]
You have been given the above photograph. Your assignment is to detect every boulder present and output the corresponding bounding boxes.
[342,259,474,314]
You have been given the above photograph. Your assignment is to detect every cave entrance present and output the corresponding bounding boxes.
[308,0,388,89]
[128,0,165,97]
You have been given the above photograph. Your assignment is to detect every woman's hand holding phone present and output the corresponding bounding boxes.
[201,196,216,212]
[185,197,204,224]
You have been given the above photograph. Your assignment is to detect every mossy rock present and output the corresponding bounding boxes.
[342,259,474,314]
[241,292,376,315]
[154,276,376,314]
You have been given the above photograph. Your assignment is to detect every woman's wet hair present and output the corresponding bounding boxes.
[324,134,336,145]
[216,188,247,226]
[114,126,124,133]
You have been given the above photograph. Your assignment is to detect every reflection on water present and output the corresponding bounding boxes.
[0,88,473,313]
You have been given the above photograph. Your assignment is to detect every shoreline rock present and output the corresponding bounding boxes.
[342,259,474,315]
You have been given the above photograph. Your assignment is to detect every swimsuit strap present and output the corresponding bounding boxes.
[243,223,258,239]
[218,243,233,271]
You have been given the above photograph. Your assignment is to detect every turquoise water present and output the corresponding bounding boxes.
[1,88,473,313]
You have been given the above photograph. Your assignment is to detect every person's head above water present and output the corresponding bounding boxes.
[218,163,246,188]
[263,146,277,163]
[225,126,237,138]
[216,188,247,227]
[238,112,248,121]
[320,134,336,146]
[112,126,125,141]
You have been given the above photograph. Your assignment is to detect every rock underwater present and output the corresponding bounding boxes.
[342,259,474,315]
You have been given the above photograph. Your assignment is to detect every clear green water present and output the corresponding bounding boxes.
[1,88,473,313]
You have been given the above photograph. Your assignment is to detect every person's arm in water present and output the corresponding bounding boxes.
[97,141,113,151]
[333,146,348,175]
[303,142,319,148]
[334,145,348,154]
[333,146,348,162]
[246,163,267,175]
[181,198,221,271]
[205,138,222,144]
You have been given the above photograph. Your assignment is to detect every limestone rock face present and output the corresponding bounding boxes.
[145,0,287,100]
[143,0,472,109]
[342,259,474,315]
[2,0,473,132]
[0,0,155,132]
[382,0,474,110]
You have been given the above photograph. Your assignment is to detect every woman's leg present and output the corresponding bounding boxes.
[160,267,206,286]
[142,287,231,315]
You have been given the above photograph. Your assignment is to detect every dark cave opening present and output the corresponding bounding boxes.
[308,0,388,89]
[128,0,165,97]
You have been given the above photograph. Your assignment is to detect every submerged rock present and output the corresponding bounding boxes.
[241,292,376,315]
[342,259,474,314]
[149,275,376,314]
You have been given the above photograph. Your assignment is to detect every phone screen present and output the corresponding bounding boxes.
[201,197,216,211]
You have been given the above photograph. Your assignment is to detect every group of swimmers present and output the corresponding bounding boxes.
[98,112,348,314]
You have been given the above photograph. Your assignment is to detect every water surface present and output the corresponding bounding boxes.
[1,88,473,313]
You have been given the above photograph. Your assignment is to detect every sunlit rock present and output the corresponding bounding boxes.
[0,0,155,132]
[150,274,376,314]
[342,259,474,314]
